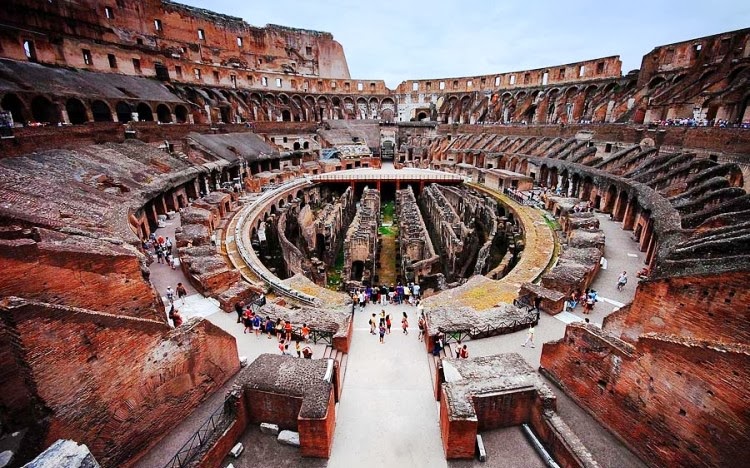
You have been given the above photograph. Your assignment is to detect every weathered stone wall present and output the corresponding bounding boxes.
[0,298,239,467]
[0,230,161,321]
[396,186,439,284]
[605,272,750,345]
[343,187,380,285]
[541,324,749,468]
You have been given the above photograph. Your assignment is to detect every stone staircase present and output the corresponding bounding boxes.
[321,345,349,402]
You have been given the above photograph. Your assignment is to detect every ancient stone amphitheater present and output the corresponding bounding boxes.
[0,1,747,467]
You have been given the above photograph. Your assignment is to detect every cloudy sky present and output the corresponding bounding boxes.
[179,0,748,88]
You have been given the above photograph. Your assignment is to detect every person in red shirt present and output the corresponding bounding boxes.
[284,320,293,342]
[301,323,310,343]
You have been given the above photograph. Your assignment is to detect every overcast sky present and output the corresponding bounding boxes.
[179,0,749,88]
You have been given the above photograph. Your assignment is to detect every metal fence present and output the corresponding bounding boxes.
[163,396,237,468]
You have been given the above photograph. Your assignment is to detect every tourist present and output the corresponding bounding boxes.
[369,313,377,334]
[617,271,628,291]
[155,246,164,264]
[234,301,244,323]
[396,283,404,304]
[401,312,409,334]
[176,282,187,302]
[358,290,366,308]
[295,340,301,357]
[385,314,392,334]
[418,313,426,342]
[380,285,388,305]
[279,339,287,355]
[302,346,313,359]
[413,283,421,299]
[284,320,293,342]
[431,335,443,356]
[171,254,179,270]
[301,323,310,343]
[459,344,469,359]
[165,286,174,304]
[169,305,183,327]
[379,309,386,327]
[252,313,261,338]
[275,318,283,340]
[242,310,253,334]
[521,325,535,348]
[265,316,274,338]
[379,323,386,343]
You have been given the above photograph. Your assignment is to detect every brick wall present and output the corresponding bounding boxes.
[2,299,239,467]
[298,390,336,458]
[607,272,750,344]
[438,389,478,459]
[192,393,249,468]
[244,389,302,431]
[473,389,536,431]
[541,324,749,467]
[0,239,162,321]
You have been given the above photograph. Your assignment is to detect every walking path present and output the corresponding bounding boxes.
[138,188,646,468]
[328,303,446,468]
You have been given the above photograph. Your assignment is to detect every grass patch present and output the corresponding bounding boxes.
[378,225,397,236]
[382,201,394,224]
[326,246,345,289]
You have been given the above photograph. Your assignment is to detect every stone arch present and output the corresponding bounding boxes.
[647,76,666,90]
[115,101,132,122]
[671,73,688,85]
[136,102,154,121]
[31,95,61,124]
[174,104,189,123]
[65,98,88,124]
[603,184,618,213]
[156,104,172,123]
[1,93,27,124]
[91,100,113,122]
[281,109,292,121]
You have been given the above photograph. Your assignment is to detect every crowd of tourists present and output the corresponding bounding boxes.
[233,296,313,359]
[142,233,179,269]
[351,282,421,308]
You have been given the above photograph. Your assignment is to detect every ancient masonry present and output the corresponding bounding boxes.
[395,186,439,285]
[342,187,381,286]
[0,1,748,466]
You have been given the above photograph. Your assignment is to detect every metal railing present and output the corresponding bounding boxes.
[441,314,538,344]
[163,396,237,468]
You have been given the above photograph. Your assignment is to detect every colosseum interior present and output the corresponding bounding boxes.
[0,1,748,467]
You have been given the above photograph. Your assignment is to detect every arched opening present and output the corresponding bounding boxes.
[219,106,231,123]
[156,104,172,123]
[281,109,292,121]
[1,93,27,124]
[174,105,189,123]
[65,98,88,124]
[91,100,112,122]
[116,101,132,122]
[351,260,364,281]
[293,142,301,150]
[417,111,427,121]
[136,103,154,121]
[31,96,60,124]
[303,141,310,150]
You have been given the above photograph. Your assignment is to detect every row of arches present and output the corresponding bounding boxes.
[0,92,190,126]
[173,85,398,124]
[438,79,637,125]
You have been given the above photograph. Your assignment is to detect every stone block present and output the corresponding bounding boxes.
[277,430,300,447]
[476,434,487,462]
[21,440,99,468]
[228,443,243,458]
[239,356,248,367]
[260,422,279,435]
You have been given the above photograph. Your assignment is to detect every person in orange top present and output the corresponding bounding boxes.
[301,323,310,343]
[284,320,293,342]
